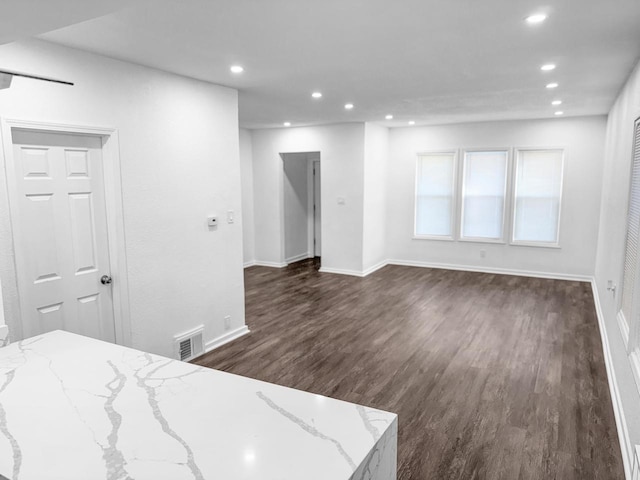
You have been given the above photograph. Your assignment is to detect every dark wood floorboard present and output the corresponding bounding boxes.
[194,259,624,480]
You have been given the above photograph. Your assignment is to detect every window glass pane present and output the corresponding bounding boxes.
[621,122,640,323]
[513,149,563,243]
[461,151,508,239]
[415,153,455,236]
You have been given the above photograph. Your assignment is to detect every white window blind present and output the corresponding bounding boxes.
[621,121,640,327]
[415,152,456,237]
[513,149,564,244]
[460,150,508,240]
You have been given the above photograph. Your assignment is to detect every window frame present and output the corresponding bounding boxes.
[510,147,565,248]
[413,150,458,241]
[618,117,640,397]
[458,148,510,244]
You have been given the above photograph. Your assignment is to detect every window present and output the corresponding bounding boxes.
[619,118,640,395]
[512,149,564,245]
[460,150,508,241]
[620,119,640,344]
[415,152,456,238]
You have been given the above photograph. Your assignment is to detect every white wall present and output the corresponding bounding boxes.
[363,123,389,272]
[251,124,365,272]
[0,39,245,357]
[239,128,255,266]
[283,153,310,262]
[594,59,640,475]
[386,116,606,278]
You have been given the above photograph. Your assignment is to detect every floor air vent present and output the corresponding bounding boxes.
[174,326,204,362]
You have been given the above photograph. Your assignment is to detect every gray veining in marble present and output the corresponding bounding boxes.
[133,353,204,480]
[104,361,133,480]
[257,390,357,471]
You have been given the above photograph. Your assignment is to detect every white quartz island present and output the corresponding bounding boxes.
[0,330,397,480]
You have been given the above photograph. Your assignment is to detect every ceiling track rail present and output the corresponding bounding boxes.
[0,69,74,86]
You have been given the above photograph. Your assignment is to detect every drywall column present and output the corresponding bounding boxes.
[363,123,389,273]
[240,128,256,266]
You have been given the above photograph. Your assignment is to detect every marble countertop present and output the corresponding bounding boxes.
[0,330,397,480]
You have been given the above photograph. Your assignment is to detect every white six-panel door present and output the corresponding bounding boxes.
[11,129,115,342]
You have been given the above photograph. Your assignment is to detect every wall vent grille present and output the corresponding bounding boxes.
[173,326,204,362]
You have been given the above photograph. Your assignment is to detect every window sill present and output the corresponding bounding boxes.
[458,237,506,245]
[510,241,561,249]
[412,235,454,242]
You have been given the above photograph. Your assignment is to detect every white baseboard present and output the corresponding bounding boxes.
[386,259,592,282]
[318,266,367,277]
[362,260,388,277]
[285,252,311,264]
[205,325,250,353]
[319,260,387,278]
[253,260,287,268]
[591,279,633,479]
[318,259,590,281]
[243,260,256,268]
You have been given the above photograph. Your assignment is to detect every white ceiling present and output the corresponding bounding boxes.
[30,0,640,128]
[0,0,142,45]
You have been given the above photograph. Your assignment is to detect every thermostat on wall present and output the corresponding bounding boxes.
[207,216,218,227]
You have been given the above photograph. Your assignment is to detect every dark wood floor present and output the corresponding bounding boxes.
[194,259,624,480]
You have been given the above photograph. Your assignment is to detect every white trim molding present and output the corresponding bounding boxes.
[253,260,287,268]
[243,260,257,268]
[320,259,591,281]
[204,325,250,353]
[319,260,388,278]
[318,266,365,277]
[285,252,312,264]
[362,260,388,277]
[618,311,631,347]
[591,279,633,479]
[386,259,591,282]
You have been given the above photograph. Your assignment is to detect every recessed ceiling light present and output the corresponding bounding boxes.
[541,64,556,71]
[230,65,244,74]
[312,92,322,99]
[385,114,393,120]
[408,121,415,125]
[526,13,547,24]
[546,82,559,89]
[554,111,564,116]
[344,103,354,110]
[283,122,291,127]
[552,100,562,106]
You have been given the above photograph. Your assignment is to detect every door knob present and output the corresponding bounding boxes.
[100,275,113,285]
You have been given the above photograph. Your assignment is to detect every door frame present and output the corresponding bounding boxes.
[0,118,131,346]
[312,159,321,257]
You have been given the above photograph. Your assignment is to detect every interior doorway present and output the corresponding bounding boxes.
[281,152,321,265]
[8,129,115,341]
[1,119,130,345]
